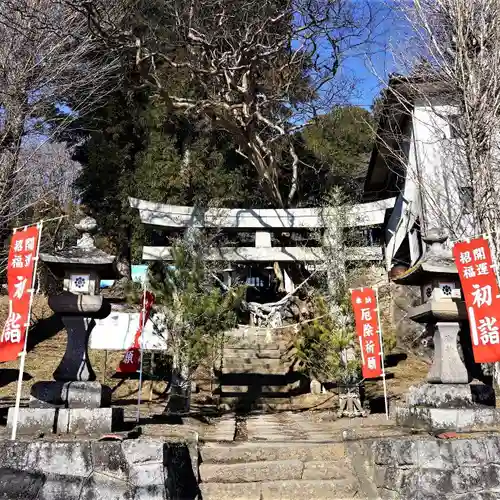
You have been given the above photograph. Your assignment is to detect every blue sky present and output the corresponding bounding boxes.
[339,1,404,110]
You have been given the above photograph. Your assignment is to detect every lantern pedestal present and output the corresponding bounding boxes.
[427,322,469,384]
[396,405,500,432]
[392,229,499,432]
[394,314,497,431]
[7,217,123,436]
[405,383,495,408]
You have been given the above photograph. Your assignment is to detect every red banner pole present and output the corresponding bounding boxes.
[485,234,500,389]
[374,286,389,420]
[136,281,148,423]
[11,221,43,440]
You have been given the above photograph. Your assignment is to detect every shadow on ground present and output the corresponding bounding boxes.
[385,352,408,368]
[0,369,32,389]
[213,370,310,413]
[26,314,64,351]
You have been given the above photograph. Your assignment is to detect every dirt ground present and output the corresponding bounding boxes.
[0,295,169,412]
[0,295,428,421]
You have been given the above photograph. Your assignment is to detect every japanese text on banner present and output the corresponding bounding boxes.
[0,226,41,362]
[351,287,383,379]
[453,237,500,363]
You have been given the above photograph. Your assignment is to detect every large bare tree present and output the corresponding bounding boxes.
[67,0,380,207]
[0,0,121,251]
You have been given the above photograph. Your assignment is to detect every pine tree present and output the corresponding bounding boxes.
[146,232,243,413]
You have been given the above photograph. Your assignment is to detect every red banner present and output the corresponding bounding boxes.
[1,225,41,362]
[351,287,383,379]
[453,236,500,363]
[117,291,155,373]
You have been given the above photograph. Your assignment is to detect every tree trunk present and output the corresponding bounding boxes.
[165,351,191,415]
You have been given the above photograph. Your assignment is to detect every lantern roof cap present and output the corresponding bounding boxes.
[393,228,458,285]
[40,217,118,279]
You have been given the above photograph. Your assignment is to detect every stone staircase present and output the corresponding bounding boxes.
[214,327,310,411]
[199,441,366,499]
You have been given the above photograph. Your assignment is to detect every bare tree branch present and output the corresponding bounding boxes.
[66,0,381,206]
[0,0,122,263]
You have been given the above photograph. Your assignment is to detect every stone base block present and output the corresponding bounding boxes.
[406,383,495,408]
[29,381,111,409]
[395,404,500,431]
[7,407,123,435]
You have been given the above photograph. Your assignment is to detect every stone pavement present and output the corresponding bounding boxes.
[196,412,398,500]
[183,412,401,500]
[244,411,401,442]
[139,410,402,442]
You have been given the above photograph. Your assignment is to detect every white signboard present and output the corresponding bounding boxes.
[89,312,168,350]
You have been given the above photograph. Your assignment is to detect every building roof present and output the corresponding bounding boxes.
[393,229,458,285]
[363,75,453,202]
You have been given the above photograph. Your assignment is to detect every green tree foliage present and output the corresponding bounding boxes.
[70,89,150,275]
[67,0,378,272]
[70,88,269,268]
[71,98,377,274]
[147,237,242,375]
[132,104,263,208]
[301,106,376,199]
[293,294,360,384]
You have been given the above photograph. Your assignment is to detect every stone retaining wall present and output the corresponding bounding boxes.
[0,438,198,499]
[370,436,500,499]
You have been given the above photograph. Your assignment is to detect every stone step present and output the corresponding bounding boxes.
[201,442,346,464]
[217,372,304,384]
[225,327,284,336]
[221,367,289,375]
[222,359,289,374]
[222,348,283,359]
[223,356,285,366]
[218,381,301,394]
[199,481,262,500]
[224,340,289,351]
[199,479,359,500]
[218,396,293,410]
[200,459,303,483]
[262,479,359,499]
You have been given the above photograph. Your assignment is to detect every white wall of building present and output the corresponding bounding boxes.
[386,99,476,269]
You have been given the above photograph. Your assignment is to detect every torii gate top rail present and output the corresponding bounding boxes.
[129,197,396,263]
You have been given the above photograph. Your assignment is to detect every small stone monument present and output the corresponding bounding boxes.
[7,217,124,435]
[394,228,498,431]
[337,344,367,418]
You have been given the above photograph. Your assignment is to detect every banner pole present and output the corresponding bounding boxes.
[374,286,389,420]
[484,233,500,388]
[136,281,147,424]
[11,221,44,440]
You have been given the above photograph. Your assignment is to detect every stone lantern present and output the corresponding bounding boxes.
[393,228,497,431]
[8,217,123,435]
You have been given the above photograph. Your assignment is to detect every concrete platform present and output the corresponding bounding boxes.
[7,407,124,435]
[405,383,495,408]
[395,404,500,431]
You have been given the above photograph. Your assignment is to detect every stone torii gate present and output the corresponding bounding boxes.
[129,197,395,293]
